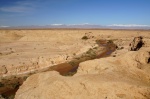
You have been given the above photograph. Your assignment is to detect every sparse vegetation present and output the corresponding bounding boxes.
[113,55,116,57]
[95,39,103,44]
[11,82,20,89]
[120,47,124,49]
[86,48,93,54]
[3,94,15,99]
[23,76,28,80]
[75,57,80,60]
[81,36,88,40]
[107,40,113,43]
[62,71,77,76]
[73,53,76,56]
[85,48,97,57]
[68,61,76,67]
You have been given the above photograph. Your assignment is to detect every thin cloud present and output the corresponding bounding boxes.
[50,23,92,26]
[108,24,150,27]
[0,1,37,13]
[51,24,63,26]
[0,26,9,28]
[66,23,91,26]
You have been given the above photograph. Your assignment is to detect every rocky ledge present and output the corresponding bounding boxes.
[15,50,150,99]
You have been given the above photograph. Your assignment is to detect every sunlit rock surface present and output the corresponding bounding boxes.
[15,51,150,99]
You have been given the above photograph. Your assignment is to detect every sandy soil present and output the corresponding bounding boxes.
[0,29,150,98]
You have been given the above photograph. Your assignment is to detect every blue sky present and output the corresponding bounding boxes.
[0,0,150,26]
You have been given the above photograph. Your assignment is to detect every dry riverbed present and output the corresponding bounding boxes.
[0,29,150,99]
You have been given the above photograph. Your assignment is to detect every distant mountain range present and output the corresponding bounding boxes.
[0,24,150,29]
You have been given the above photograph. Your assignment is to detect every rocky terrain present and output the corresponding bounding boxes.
[15,51,150,99]
[0,29,150,99]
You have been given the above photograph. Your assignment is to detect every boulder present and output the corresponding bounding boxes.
[129,36,144,51]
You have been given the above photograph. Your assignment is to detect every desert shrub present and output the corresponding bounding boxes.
[75,57,80,60]
[81,36,88,40]
[68,61,76,67]
[107,40,113,43]
[95,39,103,44]
[62,71,77,76]
[95,40,99,43]
[73,53,76,56]
[2,94,15,99]
[85,48,97,59]
[120,47,124,49]
[23,76,28,80]
[113,55,116,57]
[86,48,93,54]
[86,48,96,55]
[11,82,20,89]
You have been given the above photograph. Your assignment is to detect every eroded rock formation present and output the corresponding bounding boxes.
[129,36,144,51]
[15,51,150,99]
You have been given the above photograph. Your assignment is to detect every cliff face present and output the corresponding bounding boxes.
[15,50,150,99]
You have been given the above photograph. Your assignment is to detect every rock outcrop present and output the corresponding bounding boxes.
[15,51,150,99]
[129,36,144,51]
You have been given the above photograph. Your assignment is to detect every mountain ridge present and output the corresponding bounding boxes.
[0,24,150,29]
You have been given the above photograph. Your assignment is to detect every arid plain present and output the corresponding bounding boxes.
[0,29,150,99]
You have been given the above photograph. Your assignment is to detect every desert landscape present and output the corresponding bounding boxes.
[0,0,150,98]
[0,29,149,99]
